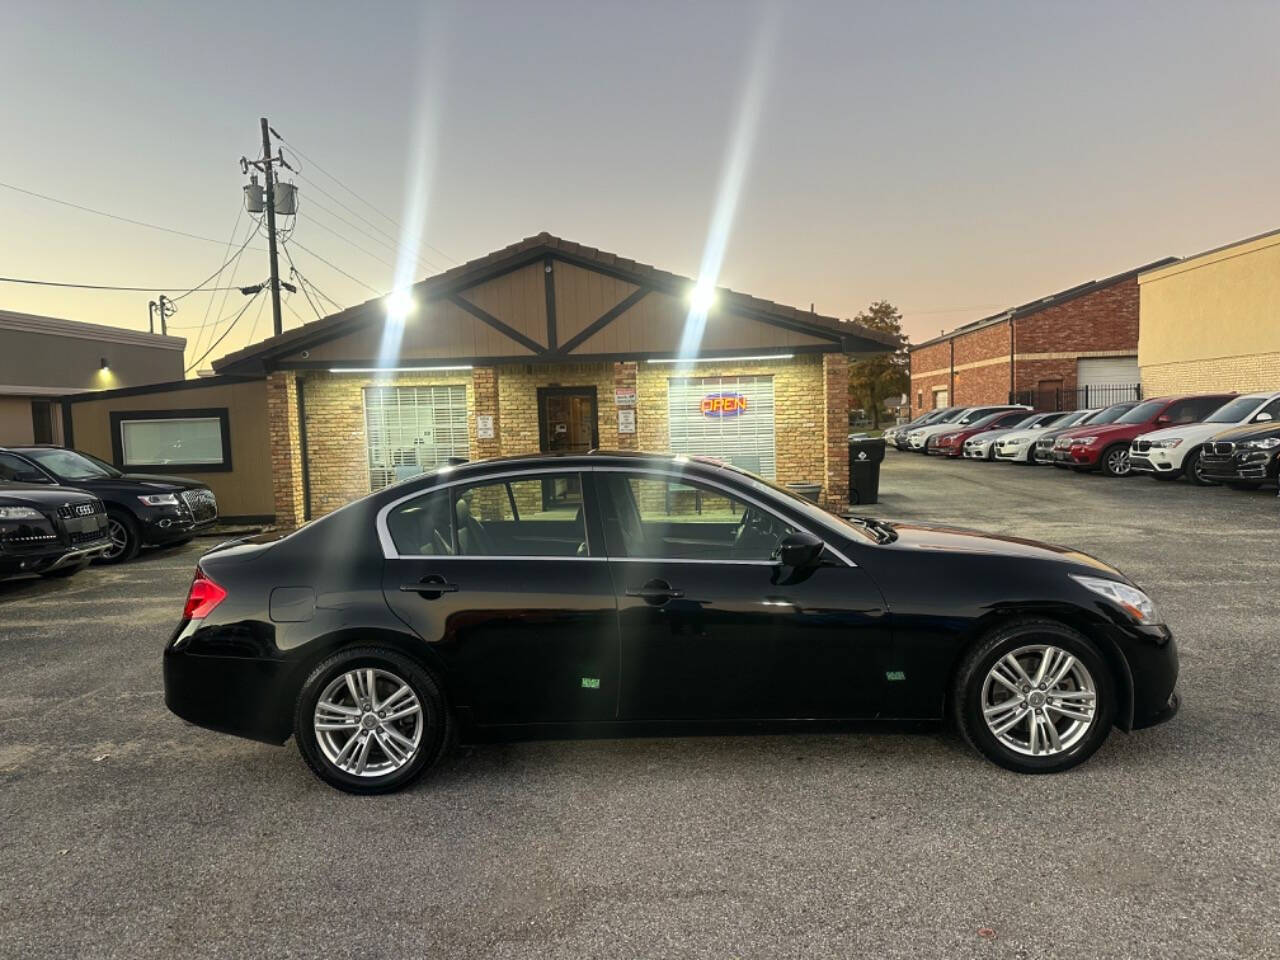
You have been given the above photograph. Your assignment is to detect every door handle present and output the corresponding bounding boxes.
[625,579,685,604]
[399,575,459,598]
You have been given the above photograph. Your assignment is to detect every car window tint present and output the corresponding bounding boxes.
[452,473,588,557]
[601,473,795,561]
[385,490,455,556]
[0,453,37,482]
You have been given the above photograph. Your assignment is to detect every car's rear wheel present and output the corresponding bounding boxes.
[294,647,451,794]
[1100,444,1132,477]
[953,620,1115,774]
[96,510,140,564]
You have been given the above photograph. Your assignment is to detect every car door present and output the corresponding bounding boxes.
[380,469,619,726]
[593,469,891,721]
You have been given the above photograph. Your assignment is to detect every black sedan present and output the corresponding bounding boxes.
[164,451,1178,793]
[0,482,110,580]
[0,446,218,563]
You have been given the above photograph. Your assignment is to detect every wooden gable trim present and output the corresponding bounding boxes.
[446,294,548,355]
[557,287,652,356]
[543,256,558,351]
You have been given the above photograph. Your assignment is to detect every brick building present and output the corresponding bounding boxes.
[109,232,892,527]
[907,258,1175,416]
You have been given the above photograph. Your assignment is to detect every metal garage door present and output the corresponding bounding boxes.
[1077,356,1139,389]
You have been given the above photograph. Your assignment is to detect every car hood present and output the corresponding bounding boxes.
[1057,421,1147,442]
[75,473,208,492]
[1137,422,1230,444]
[1200,420,1280,444]
[0,485,99,508]
[965,428,1011,443]
[880,520,1125,576]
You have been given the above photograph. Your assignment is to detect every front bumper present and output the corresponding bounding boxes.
[1129,447,1180,475]
[995,440,1032,461]
[962,443,992,459]
[1199,449,1279,482]
[1051,445,1100,467]
[0,536,111,577]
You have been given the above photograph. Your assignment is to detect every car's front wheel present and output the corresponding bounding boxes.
[1182,448,1213,486]
[953,620,1115,773]
[294,647,452,794]
[1100,444,1132,477]
[96,510,140,564]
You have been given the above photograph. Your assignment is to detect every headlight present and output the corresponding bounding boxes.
[137,493,179,507]
[1245,437,1280,450]
[1071,574,1161,624]
[1148,438,1182,449]
[0,506,43,520]
[1072,436,1098,445]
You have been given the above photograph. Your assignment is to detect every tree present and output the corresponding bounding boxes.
[846,300,909,429]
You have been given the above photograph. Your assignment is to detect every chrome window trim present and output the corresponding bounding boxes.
[377,464,858,567]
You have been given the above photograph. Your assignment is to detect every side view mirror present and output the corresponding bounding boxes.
[776,530,824,568]
[1255,412,1274,423]
[1155,415,1172,426]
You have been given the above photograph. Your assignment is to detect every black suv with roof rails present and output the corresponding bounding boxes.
[0,482,110,580]
[0,446,218,564]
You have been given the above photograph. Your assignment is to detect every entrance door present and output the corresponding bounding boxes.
[537,387,599,510]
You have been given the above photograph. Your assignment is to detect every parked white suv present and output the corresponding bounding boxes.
[906,406,1023,452]
[996,408,1098,463]
[1130,392,1280,484]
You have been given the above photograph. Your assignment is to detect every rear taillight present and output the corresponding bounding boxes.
[183,567,227,620]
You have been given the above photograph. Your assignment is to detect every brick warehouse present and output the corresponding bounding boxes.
[128,232,894,526]
[908,258,1176,416]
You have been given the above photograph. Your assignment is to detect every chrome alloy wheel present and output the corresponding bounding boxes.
[981,645,1097,757]
[1106,447,1131,476]
[313,668,423,778]
[102,518,129,561]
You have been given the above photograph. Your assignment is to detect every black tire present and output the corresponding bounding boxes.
[1182,448,1214,487]
[41,559,90,579]
[96,510,140,564]
[1099,444,1132,477]
[952,619,1116,774]
[1226,481,1261,491]
[294,646,452,795]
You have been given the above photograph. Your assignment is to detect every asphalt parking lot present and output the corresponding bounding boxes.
[2,455,1277,960]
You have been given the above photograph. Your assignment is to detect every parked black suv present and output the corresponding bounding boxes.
[0,483,110,580]
[0,446,218,563]
[1197,419,1280,489]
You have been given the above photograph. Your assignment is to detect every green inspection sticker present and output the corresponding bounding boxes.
[581,677,601,689]
[885,670,906,682]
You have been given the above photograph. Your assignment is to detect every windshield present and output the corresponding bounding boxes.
[1089,403,1138,425]
[1203,396,1265,423]
[22,448,120,480]
[715,461,883,544]
[1116,400,1166,424]
[1062,409,1097,427]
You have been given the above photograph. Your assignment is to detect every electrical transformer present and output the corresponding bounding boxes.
[274,181,297,215]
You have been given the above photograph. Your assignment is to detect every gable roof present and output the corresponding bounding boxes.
[908,256,1179,351]
[214,232,898,374]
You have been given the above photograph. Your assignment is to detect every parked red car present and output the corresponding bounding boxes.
[1050,393,1235,476]
[930,408,1033,458]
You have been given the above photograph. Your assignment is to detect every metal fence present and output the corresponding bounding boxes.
[1009,382,1143,412]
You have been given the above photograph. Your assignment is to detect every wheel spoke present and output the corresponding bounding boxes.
[1046,702,1094,723]
[316,720,359,731]
[1050,689,1095,702]
[1041,713,1062,751]
[382,724,416,753]
[1048,653,1077,689]
[333,731,361,768]
[316,701,360,718]
[379,683,413,712]
[992,705,1031,737]
[345,672,364,707]
[375,730,408,766]
[366,669,378,710]
[1032,646,1056,685]
[1027,711,1040,754]
[990,668,1022,696]
[984,698,1024,719]
[382,702,421,723]
[354,733,374,774]
[1002,654,1033,686]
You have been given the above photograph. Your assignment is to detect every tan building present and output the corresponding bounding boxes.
[0,310,185,445]
[68,233,893,527]
[1139,228,1280,394]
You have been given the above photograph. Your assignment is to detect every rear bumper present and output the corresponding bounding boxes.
[164,639,293,745]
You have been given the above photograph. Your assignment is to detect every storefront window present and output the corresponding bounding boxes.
[667,375,776,479]
[364,385,470,490]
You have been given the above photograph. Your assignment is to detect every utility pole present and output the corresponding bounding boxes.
[260,118,283,337]
[157,295,170,336]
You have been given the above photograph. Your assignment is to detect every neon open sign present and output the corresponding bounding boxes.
[701,392,748,417]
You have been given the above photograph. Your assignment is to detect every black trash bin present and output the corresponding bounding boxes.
[848,436,886,505]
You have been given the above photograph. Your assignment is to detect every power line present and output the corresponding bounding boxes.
[286,237,382,296]
[169,214,262,303]
[297,210,398,274]
[281,243,325,321]
[0,179,266,251]
[243,289,271,346]
[298,188,444,274]
[184,289,264,373]
[0,275,251,294]
[271,129,458,266]
[184,207,250,355]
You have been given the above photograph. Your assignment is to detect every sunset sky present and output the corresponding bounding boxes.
[3,1,1278,372]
